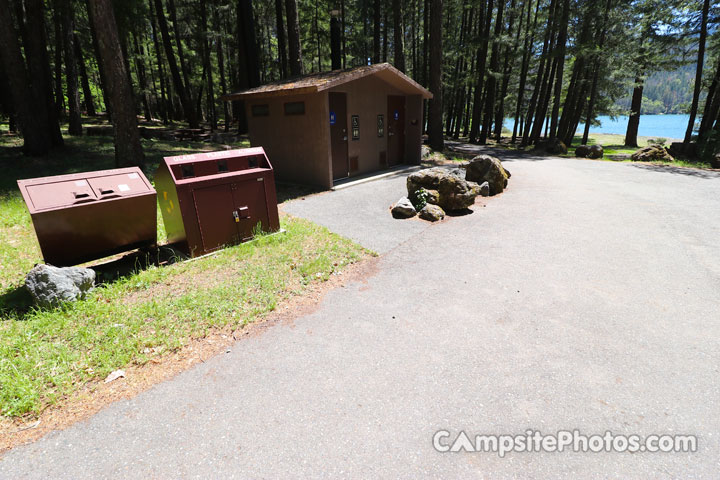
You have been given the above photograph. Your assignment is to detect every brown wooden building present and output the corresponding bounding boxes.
[222,63,432,189]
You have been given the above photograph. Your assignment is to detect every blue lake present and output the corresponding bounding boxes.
[504,114,692,140]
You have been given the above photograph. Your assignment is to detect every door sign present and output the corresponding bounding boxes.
[330,111,336,125]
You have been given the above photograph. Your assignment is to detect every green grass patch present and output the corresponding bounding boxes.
[0,127,367,418]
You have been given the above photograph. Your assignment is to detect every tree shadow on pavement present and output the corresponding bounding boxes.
[628,163,720,180]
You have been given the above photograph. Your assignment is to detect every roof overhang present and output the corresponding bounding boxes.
[221,63,433,101]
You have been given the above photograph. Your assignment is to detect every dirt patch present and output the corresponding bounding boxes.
[0,256,379,453]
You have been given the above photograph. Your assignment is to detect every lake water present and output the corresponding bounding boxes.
[504,114,691,140]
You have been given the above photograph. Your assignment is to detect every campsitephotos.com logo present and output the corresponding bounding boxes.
[433,430,698,457]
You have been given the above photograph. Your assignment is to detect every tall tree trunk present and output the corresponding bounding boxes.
[393,0,405,72]
[285,0,303,76]
[52,0,65,116]
[468,0,489,143]
[372,0,381,63]
[132,33,153,122]
[427,0,443,151]
[149,0,169,123]
[153,0,198,127]
[480,0,503,144]
[87,0,145,168]
[237,0,260,133]
[61,0,82,135]
[74,33,96,116]
[512,0,537,143]
[341,0,346,68]
[698,56,720,140]
[213,5,230,131]
[24,0,64,147]
[200,0,216,130]
[548,0,569,141]
[275,0,288,78]
[683,0,710,145]
[624,77,643,147]
[167,0,193,104]
[494,0,520,141]
[87,0,111,117]
[0,0,53,155]
[582,0,612,145]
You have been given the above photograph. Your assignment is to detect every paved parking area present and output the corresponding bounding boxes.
[2,155,720,478]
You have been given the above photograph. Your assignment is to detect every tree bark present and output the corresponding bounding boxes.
[480,0,503,144]
[132,33,153,122]
[683,0,710,145]
[275,0,288,78]
[285,0,303,76]
[427,0,443,151]
[153,0,198,127]
[0,0,53,155]
[167,0,193,103]
[373,0,381,63]
[393,0,405,72]
[148,0,169,123]
[512,0,538,143]
[74,33,96,116]
[24,0,64,147]
[87,0,144,168]
[200,0,216,130]
[698,56,720,140]
[624,78,643,147]
[468,0,489,143]
[61,0,82,135]
[548,0,569,141]
[213,5,230,131]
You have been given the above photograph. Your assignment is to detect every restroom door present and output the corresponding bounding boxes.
[387,95,406,166]
[329,92,349,180]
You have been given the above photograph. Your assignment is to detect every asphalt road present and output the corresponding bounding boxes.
[2,155,720,478]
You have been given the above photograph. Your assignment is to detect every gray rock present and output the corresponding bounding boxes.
[464,155,510,195]
[588,144,604,159]
[406,167,447,197]
[391,197,417,219]
[418,204,445,222]
[25,264,96,308]
[479,181,490,197]
[421,145,432,159]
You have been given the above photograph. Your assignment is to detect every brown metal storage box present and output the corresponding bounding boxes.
[154,147,280,257]
[17,167,157,266]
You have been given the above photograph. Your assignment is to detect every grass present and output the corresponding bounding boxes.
[0,127,367,418]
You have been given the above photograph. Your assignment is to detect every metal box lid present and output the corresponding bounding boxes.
[18,167,154,213]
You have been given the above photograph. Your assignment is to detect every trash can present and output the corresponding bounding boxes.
[154,147,280,257]
[17,167,157,266]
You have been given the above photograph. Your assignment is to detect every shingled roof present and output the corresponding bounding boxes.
[221,63,433,100]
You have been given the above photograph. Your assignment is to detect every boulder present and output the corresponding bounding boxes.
[464,155,510,195]
[479,181,490,197]
[408,187,439,210]
[587,144,604,159]
[545,138,568,155]
[419,204,445,222]
[406,167,447,197]
[711,153,720,169]
[391,197,416,219]
[630,145,674,163]
[437,173,477,211]
[575,145,591,158]
[25,264,95,308]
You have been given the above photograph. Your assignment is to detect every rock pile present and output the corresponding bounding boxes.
[630,145,674,163]
[391,155,511,221]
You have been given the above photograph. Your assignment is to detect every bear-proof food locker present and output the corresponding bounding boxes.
[154,147,280,257]
[17,167,157,266]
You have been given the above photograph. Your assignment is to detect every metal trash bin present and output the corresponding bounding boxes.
[154,147,280,257]
[17,167,157,266]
